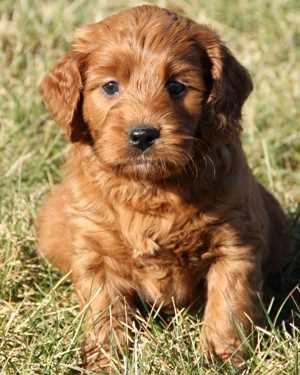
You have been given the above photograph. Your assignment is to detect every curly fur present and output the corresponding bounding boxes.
[36,5,291,369]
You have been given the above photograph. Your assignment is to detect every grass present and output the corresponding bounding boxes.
[0,0,299,373]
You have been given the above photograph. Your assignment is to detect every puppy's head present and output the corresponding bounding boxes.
[40,5,252,181]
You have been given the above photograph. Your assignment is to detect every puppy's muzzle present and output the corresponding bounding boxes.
[128,125,160,151]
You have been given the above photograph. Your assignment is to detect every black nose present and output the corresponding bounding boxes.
[128,126,160,151]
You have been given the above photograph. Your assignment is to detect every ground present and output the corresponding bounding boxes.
[0,0,299,374]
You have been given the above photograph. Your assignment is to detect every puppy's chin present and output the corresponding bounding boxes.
[109,158,186,181]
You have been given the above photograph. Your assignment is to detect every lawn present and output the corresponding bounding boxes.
[0,0,299,374]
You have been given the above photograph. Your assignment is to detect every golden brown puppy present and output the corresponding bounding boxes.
[36,5,290,369]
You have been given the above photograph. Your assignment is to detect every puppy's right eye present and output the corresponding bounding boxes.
[166,80,186,99]
[102,81,119,96]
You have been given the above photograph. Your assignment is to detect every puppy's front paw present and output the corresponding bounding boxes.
[199,328,246,369]
[81,339,112,372]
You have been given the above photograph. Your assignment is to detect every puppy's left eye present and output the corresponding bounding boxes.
[102,81,119,96]
[166,80,186,98]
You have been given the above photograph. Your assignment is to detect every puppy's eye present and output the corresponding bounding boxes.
[166,80,186,98]
[102,81,119,96]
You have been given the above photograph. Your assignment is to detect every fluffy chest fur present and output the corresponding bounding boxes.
[119,207,217,310]
[68,169,222,310]
[121,213,215,311]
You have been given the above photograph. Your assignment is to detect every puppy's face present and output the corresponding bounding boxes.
[40,6,253,181]
[82,12,210,180]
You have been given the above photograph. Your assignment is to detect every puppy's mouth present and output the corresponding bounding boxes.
[128,159,160,166]
[112,158,168,170]
[110,157,179,180]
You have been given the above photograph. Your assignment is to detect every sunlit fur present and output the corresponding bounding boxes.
[36,5,291,370]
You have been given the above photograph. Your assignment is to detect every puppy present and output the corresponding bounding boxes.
[36,5,290,369]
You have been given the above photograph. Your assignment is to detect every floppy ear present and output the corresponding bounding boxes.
[193,24,253,133]
[39,51,88,142]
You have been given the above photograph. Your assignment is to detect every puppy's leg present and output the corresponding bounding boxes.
[72,251,134,370]
[200,252,263,366]
[36,185,72,273]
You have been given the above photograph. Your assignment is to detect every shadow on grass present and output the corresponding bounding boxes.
[264,207,300,327]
